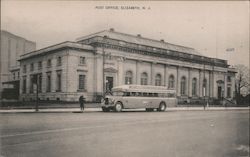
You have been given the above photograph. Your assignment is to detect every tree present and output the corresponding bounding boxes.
[234,64,249,104]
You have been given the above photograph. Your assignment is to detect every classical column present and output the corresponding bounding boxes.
[117,57,124,86]
[164,64,167,86]
[176,66,179,96]
[188,68,191,97]
[224,73,227,98]
[199,69,202,97]
[151,62,153,85]
[136,61,139,84]
[211,67,214,98]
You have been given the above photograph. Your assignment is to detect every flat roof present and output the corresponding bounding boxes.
[76,29,201,56]
[19,41,94,60]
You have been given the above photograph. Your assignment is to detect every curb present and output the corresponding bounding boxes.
[0,107,249,113]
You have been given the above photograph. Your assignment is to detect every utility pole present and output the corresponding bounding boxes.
[203,63,205,110]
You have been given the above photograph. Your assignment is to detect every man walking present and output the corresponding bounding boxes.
[79,95,85,111]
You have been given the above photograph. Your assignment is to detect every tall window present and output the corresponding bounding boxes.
[38,74,42,93]
[125,71,133,84]
[180,76,186,95]
[203,79,207,96]
[30,75,34,93]
[79,56,86,65]
[57,56,62,66]
[46,72,51,92]
[227,87,231,98]
[192,78,197,96]
[47,59,52,67]
[22,76,26,93]
[78,75,86,90]
[141,72,148,85]
[30,63,34,71]
[56,71,62,92]
[227,76,231,82]
[155,74,161,86]
[23,65,26,73]
[168,75,175,89]
[38,61,42,70]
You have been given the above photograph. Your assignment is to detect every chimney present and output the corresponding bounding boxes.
[110,28,115,32]
[160,39,165,42]
[137,34,141,37]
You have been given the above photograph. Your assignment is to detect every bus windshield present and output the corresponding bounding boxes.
[112,91,124,96]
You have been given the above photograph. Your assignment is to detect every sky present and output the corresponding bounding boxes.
[1,1,249,67]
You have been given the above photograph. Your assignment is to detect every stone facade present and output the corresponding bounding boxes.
[19,29,236,103]
[0,30,36,99]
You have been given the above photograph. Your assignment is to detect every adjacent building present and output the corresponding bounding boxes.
[18,29,236,103]
[0,30,36,99]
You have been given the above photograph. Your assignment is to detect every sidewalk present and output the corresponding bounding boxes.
[0,107,249,113]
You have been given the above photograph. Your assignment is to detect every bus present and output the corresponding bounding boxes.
[101,85,177,112]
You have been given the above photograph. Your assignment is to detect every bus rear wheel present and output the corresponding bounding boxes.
[114,102,123,112]
[158,102,166,112]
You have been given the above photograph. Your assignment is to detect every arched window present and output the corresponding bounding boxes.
[180,76,186,95]
[203,79,207,96]
[155,74,161,86]
[192,78,197,96]
[141,72,148,85]
[168,75,175,89]
[125,71,133,85]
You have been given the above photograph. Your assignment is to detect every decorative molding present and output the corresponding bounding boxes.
[104,67,117,73]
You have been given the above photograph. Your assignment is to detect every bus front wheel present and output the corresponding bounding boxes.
[158,102,166,112]
[114,102,123,112]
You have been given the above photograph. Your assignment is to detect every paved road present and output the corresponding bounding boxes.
[0,110,249,157]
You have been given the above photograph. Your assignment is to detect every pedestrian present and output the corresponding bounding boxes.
[79,95,85,111]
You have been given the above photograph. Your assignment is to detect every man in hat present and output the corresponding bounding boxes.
[79,95,85,111]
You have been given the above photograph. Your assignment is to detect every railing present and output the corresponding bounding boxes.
[222,97,237,107]
[79,36,228,67]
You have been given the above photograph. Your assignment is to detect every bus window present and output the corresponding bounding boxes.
[113,91,124,96]
[124,92,130,96]
[168,93,175,97]
[149,93,153,97]
[131,92,136,96]
[153,93,158,97]
[136,92,142,96]
[143,93,148,97]
[158,93,164,97]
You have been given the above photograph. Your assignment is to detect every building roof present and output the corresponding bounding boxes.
[76,29,201,56]
[19,41,94,61]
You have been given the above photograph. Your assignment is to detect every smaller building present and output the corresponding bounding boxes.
[0,30,36,99]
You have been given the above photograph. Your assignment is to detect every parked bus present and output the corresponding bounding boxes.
[101,85,177,112]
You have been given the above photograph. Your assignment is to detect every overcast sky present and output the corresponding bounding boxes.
[1,1,249,67]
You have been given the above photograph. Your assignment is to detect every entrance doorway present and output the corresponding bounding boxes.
[217,86,222,99]
[106,76,114,92]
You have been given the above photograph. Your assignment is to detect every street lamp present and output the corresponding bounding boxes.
[102,35,108,96]
[32,74,39,112]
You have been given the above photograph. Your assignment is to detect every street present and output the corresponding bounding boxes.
[0,110,249,157]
